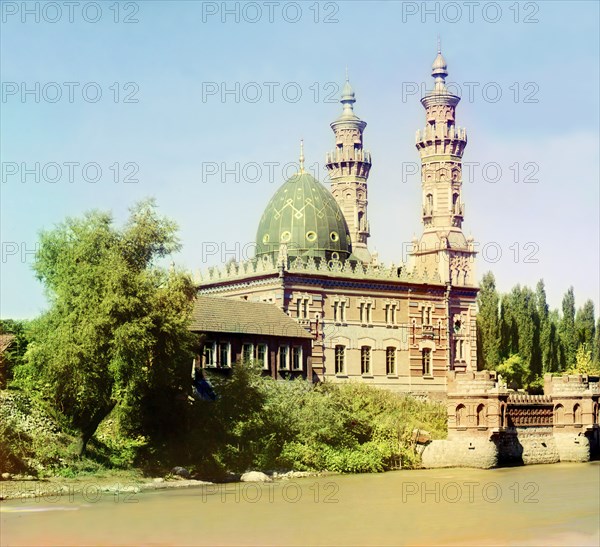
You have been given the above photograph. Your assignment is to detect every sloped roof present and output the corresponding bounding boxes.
[190,296,313,339]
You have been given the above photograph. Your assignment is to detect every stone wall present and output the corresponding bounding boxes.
[496,427,559,466]
[422,438,497,469]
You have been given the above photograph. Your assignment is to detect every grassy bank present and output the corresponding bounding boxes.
[0,367,447,480]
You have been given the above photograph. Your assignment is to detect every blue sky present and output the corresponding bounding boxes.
[1,0,599,319]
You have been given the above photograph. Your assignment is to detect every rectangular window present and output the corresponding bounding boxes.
[257,344,268,370]
[361,346,371,375]
[334,345,345,375]
[359,303,365,324]
[340,301,346,323]
[386,347,396,375]
[242,343,254,363]
[218,342,230,368]
[279,345,289,370]
[391,305,396,325]
[385,304,390,325]
[366,303,372,325]
[422,306,433,326]
[292,346,302,371]
[333,301,339,323]
[297,298,309,319]
[204,342,216,368]
[422,348,432,376]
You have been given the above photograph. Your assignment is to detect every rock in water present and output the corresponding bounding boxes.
[170,467,191,479]
[240,471,272,482]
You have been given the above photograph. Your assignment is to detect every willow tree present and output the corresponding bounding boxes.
[22,200,197,455]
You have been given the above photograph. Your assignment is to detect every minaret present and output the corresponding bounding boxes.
[325,74,373,264]
[411,47,477,285]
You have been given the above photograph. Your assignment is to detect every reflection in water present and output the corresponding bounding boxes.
[1,463,599,546]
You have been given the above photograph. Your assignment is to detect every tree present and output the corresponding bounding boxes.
[575,300,596,350]
[535,279,558,373]
[545,309,562,373]
[20,200,197,455]
[499,285,541,383]
[567,345,600,375]
[497,354,527,390]
[476,272,501,370]
[560,287,577,366]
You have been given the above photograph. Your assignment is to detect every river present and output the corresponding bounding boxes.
[1,462,599,546]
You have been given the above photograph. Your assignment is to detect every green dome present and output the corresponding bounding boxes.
[256,172,352,262]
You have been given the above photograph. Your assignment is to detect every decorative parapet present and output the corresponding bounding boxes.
[415,124,467,144]
[508,393,553,404]
[195,256,442,286]
[544,373,600,396]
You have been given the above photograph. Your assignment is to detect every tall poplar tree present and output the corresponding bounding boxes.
[476,272,501,370]
[560,287,577,366]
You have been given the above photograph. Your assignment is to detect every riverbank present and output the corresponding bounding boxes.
[0,469,333,501]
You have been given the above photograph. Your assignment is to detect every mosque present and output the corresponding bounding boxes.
[193,48,478,395]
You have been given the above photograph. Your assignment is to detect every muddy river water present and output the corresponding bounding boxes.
[1,462,599,546]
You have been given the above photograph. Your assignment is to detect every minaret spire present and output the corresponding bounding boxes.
[325,74,373,264]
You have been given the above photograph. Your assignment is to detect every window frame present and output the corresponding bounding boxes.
[334,344,345,375]
[242,343,254,364]
[218,341,231,368]
[386,346,397,376]
[292,346,303,371]
[278,345,290,370]
[360,345,371,375]
[422,347,432,377]
[257,343,269,370]
[204,341,216,368]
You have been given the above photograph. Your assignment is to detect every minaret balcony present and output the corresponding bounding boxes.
[415,126,467,145]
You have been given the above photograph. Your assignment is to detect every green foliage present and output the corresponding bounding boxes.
[476,272,501,369]
[194,371,448,474]
[478,277,598,391]
[567,345,600,375]
[575,300,596,351]
[496,354,528,389]
[15,199,197,455]
[560,287,577,367]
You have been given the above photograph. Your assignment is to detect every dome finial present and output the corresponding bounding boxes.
[299,139,305,174]
[431,40,448,93]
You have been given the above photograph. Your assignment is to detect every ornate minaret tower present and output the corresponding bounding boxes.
[326,76,373,264]
[411,47,477,285]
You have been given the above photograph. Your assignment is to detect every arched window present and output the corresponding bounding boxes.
[476,404,485,426]
[455,404,466,427]
[573,403,582,424]
[554,404,564,425]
